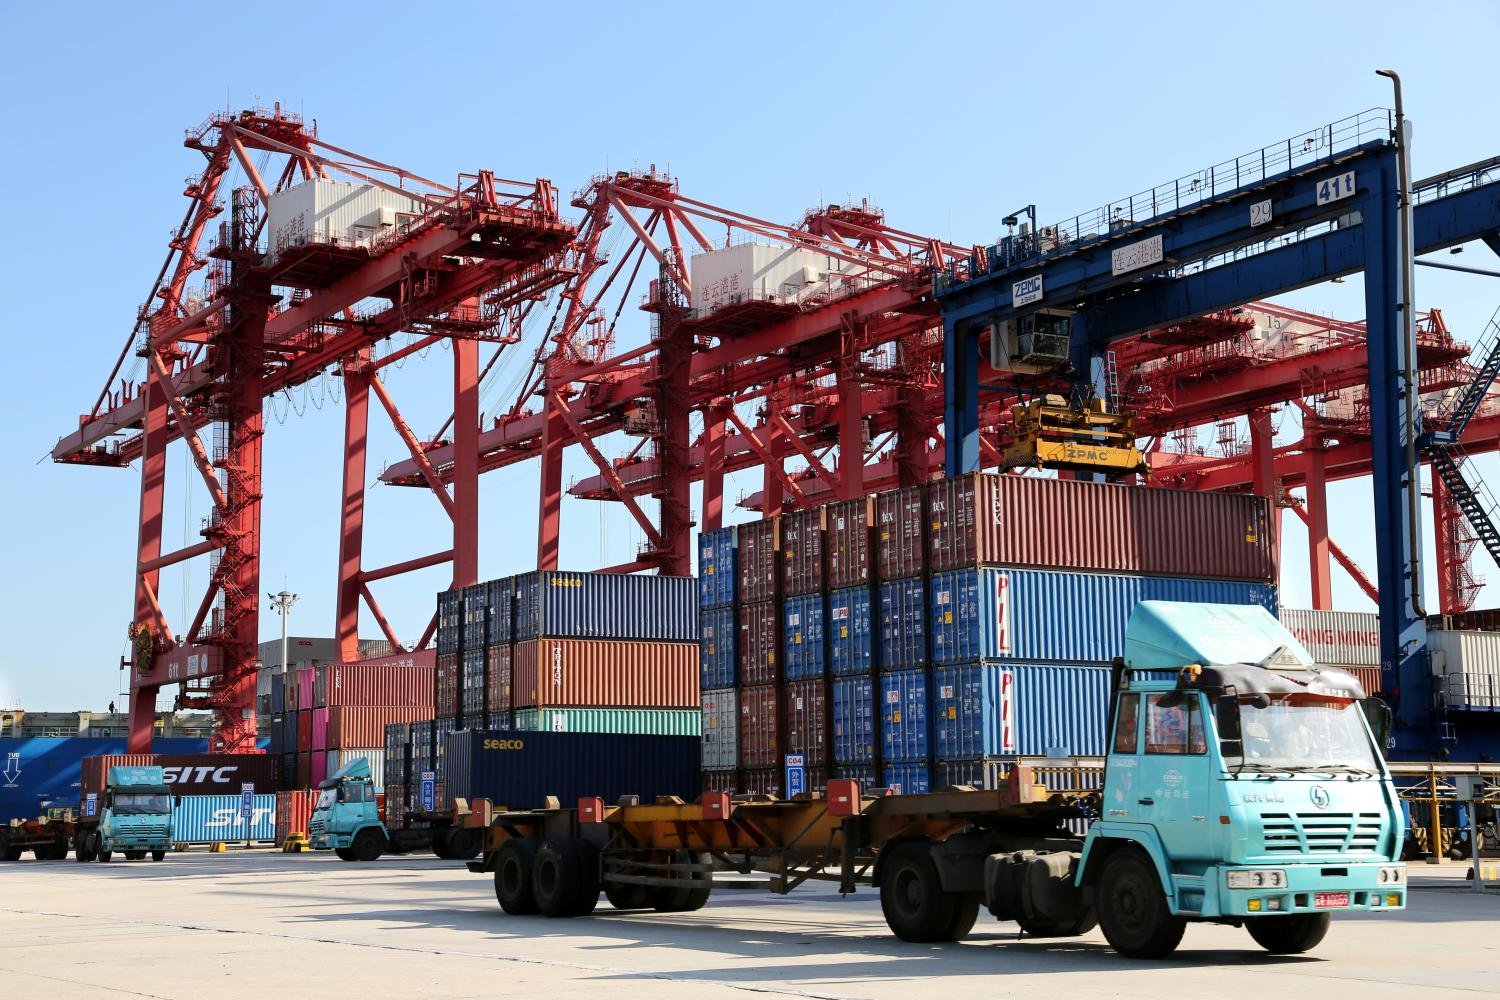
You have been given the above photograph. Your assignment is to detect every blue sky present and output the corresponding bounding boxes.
[2,1,1499,711]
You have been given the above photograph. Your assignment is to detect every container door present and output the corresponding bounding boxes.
[1134,691,1213,862]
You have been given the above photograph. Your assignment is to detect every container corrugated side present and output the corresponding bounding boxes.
[780,508,826,598]
[698,528,737,609]
[783,594,826,680]
[874,484,926,580]
[832,764,878,788]
[784,679,827,767]
[325,749,385,789]
[327,707,433,750]
[884,762,930,795]
[275,790,313,846]
[435,654,459,719]
[700,606,736,689]
[1277,608,1380,667]
[738,600,778,686]
[738,684,780,768]
[321,663,435,708]
[485,577,514,645]
[461,648,486,718]
[829,586,874,677]
[462,582,488,650]
[513,570,697,642]
[881,669,929,762]
[737,519,778,603]
[172,794,276,844]
[832,675,875,765]
[927,473,1277,581]
[878,577,925,671]
[929,567,1277,665]
[933,662,1111,759]
[513,708,701,736]
[513,638,699,709]
[701,689,738,770]
[1429,630,1500,709]
[80,753,282,800]
[825,497,872,590]
[443,730,700,811]
[384,723,410,786]
[311,707,329,752]
[486,644,511,714]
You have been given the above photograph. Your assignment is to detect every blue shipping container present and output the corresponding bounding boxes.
[829,586,874,677]
[0,738,217,823]
[831,675,876,765]
[831,764,878,788]
[698,528,737,609]
[884,762,931,795]
[444,730,700,810]
[783,594,826,680]
[513,570,697,642]
[929,568,1277,665]
[172,793,276,843]
[699,605,737,689]
[486,577,514,645]
[881,669,930,762]
[933,662,1112,759]
[879,577,926,671]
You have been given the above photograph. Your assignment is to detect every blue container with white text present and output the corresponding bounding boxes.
[783,594,826,680]
[880,669,930,762]
[932,661,1113,760]
[828,587,874,677]
[883,762,931,796]
[172,793,276,844]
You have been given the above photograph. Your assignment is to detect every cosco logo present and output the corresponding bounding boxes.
[483,739,526,750]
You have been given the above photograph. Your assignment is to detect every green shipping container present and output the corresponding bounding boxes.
[512,708,701,736]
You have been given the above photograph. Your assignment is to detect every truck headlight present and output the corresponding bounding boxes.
[1227,869,1287,889]
[1378,866,1405,884]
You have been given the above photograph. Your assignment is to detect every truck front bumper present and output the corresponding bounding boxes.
[1212,862,1406,916]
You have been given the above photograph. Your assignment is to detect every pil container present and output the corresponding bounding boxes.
[512,707,701,736]
[697,527,737,609]
[513,570,697,642]
[738,684,780,768]
[737,600,779,686]
[435,654,459,719]
[700,689,738,771]
[512,638,698,709]
[825,497,872,590]
[883,762,931,796]
[485,577,514,645]
[831,675,876,765]
[828,586,874,677]
[737,518,779,603]
[878,577,926,671]
[699,605,737,689]
[461,582,488,650]
[486,645,512,714]
[780,508,826,598]
[783,678,827,767]
[783,594,826,680]
[880,669,930,763]
[874,484,926,580]
[932,661,1112,759]
[460,648,486,718]
[443,730,701,811]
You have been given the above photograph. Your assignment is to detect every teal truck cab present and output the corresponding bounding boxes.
[309,758,481,862]
[75,766,174,862]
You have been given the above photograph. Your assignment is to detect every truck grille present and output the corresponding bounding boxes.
[1260,812,1383,853]
[309,817,327,836]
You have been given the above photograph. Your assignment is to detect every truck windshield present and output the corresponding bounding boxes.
[316,788,337,810]
[1238,695,1380,772]
[112,793,171,815]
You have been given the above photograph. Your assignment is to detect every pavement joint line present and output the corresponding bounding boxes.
[0,906,861,1000]
[0,963,175,999]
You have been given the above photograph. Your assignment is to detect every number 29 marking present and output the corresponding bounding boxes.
[1317,171,1356,206]
[1250,199,1273,227]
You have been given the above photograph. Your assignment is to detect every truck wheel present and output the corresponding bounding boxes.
[945,892,983,941]
[74,838,93,863]
[879,840,958,943]
[1096,847,1185,959]
[351,829,385,862]
[99,848,113,863]
[1017,911,1099,938]
[431,830,454,859]
[151,850,166,862]
[534,839,597,917]
[649,850,712,913]
[447,828,482,861]
[1246,913,1331,954]
[605,883,652,910]
[494,837,540,915]
[0,832,20,862]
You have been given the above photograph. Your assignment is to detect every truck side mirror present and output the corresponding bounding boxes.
[1360,697,1392,749]
[1215,695,1243,759]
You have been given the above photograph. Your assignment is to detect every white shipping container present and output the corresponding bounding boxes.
[1277,608,1381,667]
[266,180,429,260]
[688,243,865,315]
[700,689,738,771]
[324,748,385,791]
[1428,630,1500,710]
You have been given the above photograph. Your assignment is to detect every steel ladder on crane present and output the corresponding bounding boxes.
[1422,304,1500,567]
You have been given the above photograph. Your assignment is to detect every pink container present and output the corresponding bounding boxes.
[310,751,327,788]
[296,667,316,711]
[311,708,329,752]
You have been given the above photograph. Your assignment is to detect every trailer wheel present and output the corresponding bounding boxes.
[534,839,599,918]
[605,883,652,910]
[879,841,958,942]
[151,850,166,862]
[351,829,385,862]
[1246,913,1331,954]
[650,850,712,913]
[0,832,20,862]
[494,837,541,915]
[447,828,482,861]
[1096,847,1185,959]
[431,830,454,859]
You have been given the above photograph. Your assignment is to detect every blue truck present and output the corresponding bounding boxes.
[73,766,175,862]
[309,758,481,862]
[468,602,1406,959]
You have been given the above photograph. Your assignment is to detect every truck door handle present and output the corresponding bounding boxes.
[1138,798,1155,806]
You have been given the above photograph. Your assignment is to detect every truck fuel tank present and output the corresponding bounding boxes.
[985,850,1093,931]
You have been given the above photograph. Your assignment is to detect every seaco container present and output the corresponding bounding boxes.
[486,645,512,714]
[738,601,779,686]
[698,527,737,609]
[485,577,514,645]
[829,586,874,677]
[874,484,926,580]
[1277,608,1380,667]
[513,707,701,736]
[783,594,826,680]
[927,472,1277,580]
[737,519,779,603]
[784,679,828,767]
[700,689,739,771]
[444,730,700,810]
[932,661,1111,759]
[881,669,930,763]
[513,570,697,643]
[318,662,435,709]
[173,793,276,844]
[699,605,737,689]
[738,684,780,768]
[826,497,873,589]
[513,638,698,709]
[929,567,1276,665]
[831,675,876,765]
[780,508,826,598]
[878,577,926,671]
[80,753,281,800]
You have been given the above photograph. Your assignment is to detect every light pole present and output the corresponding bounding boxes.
[268,589,299,679]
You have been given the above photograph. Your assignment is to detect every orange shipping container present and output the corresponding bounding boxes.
[326,707,435,750]
[513,638,699,709]
[275,790,313,846]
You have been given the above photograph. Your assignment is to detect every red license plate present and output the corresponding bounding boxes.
[1314,892,1350,909]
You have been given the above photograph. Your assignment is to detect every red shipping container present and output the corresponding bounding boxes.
[436,653,460,719]
[384,784,408,830]
[781,508,826,597]
[321,663,436,708]
[784,679,828,768]
[275,790,313,846]
[295,751,311,789]
[311,707,329,752]
[513,639,698,709]
[1348,666,1382,697]
[738,684,780,768]
[737,601,779,686]
[874,484,926,580]
[927,472,1277,580]
[486,645,512,713]
[825,497,873,590]
[80,753,281,800]
[297,710,313,750]
[296,667,316,711]
[326,707,435,749]
[737,518,779,603]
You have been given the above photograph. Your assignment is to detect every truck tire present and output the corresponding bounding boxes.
[74,838,93,862]
[534,839,599,917]
[151,850,166,862]
[351,829,385,862]
[0,832,20,862]
[605,882,652,910]
[99,848,113,863]
[1246,913,1331,954]
[334,848,357,862]
[945,892,982,940]
[879,840,959,942]
[1096,847,1185,959]
[447,828,482,861]
[649,850,712,913]
[431,830,454,859]
[494,837,541,915]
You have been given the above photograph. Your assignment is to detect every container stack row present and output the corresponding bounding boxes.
[1277,608,1382,696]
[699,472,1279,797]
